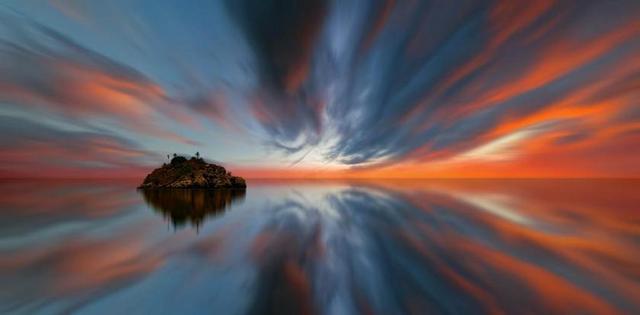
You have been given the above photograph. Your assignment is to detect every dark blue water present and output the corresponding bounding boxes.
[1,179,639,315]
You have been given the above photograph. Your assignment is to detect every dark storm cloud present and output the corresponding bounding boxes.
[224,0,328,151]
[224,0,327,92]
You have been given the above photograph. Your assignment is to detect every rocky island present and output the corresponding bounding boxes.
[138,155,246,189]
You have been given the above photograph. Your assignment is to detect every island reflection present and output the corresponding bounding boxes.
[140,189,245,229]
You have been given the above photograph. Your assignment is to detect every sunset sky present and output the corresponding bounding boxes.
[0,0,639,178]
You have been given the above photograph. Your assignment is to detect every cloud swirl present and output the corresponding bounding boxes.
[0,0,638,177]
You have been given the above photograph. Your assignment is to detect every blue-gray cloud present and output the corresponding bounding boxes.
[0,0,639,174]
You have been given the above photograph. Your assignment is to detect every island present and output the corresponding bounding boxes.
[138,155,246,189]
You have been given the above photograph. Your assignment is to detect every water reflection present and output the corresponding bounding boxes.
[140,189,245,229]
[0,179,638,315]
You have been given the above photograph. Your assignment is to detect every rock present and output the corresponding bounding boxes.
[138,156,246,189]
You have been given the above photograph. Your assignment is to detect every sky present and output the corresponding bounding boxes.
[0,0,639,178]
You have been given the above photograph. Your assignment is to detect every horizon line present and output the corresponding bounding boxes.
[1,176,639,180]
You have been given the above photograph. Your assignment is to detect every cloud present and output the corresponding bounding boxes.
[0,115,153,177]
[0,15,162,114]
[301,0,640,175]
[1,0,639,177]
[453,124,550,162]
[225,0,327,93]
[0,12,201,145]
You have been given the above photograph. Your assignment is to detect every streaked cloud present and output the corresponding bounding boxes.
[0,0,638,177]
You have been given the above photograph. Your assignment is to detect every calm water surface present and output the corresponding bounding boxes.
[0,179,639,315]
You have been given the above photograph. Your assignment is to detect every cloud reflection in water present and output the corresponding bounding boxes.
[0,180,638,314]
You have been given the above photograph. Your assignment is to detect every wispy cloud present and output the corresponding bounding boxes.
[0,0,639,177]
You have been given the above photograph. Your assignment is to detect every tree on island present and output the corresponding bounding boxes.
[195,152,200,159]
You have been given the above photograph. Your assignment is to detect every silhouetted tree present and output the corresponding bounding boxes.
[195,152,200,158]
[173,153,177,158]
